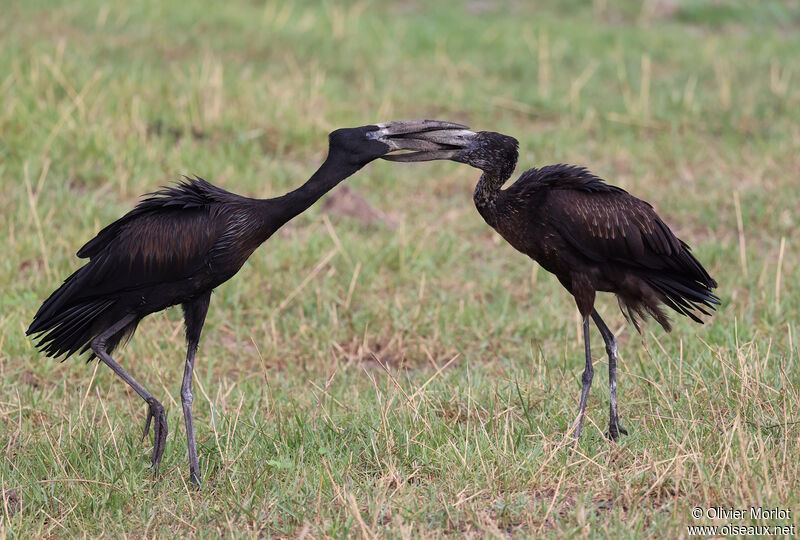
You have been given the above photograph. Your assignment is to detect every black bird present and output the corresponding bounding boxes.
[27,119,468,484]
[385,129,719,440]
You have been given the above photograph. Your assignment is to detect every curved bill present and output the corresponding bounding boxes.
[379,128,478,162]
[368,119,469,138]
[365,120,476,160]
[381,149,461,162]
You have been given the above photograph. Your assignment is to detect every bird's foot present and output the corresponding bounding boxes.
[605,420,629,442]
[189,470,201,487]
[141,397,168,471]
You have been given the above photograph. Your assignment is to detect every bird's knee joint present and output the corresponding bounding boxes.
[581,367,594,385]
[90,338,105,355]
[606,337,618,358]
[181,389,193,405]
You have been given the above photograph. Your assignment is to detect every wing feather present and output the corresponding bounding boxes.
[510,165,718,329]
[79,209,220,298]
[546,190,683,272]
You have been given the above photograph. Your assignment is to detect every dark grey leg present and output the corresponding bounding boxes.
[591,309,628,440]
[181,292,211,486]
[573,316,594,440]
[90,314,168,471]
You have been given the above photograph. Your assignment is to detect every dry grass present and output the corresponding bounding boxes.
[1,0,799,537]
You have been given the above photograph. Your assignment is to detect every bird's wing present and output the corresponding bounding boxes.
[512,165,714,286]
[76,208,221,296]
[77,177,232,259]
[542,184,719,326]
[544,189,686,271]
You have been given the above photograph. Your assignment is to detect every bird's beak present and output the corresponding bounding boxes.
[376,125,478,162]
[367,120,477,160]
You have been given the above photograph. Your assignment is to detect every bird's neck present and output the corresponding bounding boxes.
[473,171,507,227]
[258,154,361,240]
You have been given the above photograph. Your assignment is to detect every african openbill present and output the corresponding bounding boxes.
[27,119,467,484]
[385,128,719,440]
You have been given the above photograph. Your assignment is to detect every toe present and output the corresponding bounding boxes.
[148,405,168,470]
[141,410,153,442]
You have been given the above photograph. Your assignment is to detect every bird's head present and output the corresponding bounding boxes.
[381,129,519,180]
[327,120,473,169]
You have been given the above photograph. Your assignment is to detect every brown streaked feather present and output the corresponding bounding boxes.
[76,176,241,260]
[78,209,222,299]
[546,190,686,274]
[494,163,719,332]
[117,212,218,274]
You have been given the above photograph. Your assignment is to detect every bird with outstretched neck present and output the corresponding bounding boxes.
[27,119,469,486]
[384,128,719,441]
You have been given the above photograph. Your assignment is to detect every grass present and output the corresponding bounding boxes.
[1,0,799,537]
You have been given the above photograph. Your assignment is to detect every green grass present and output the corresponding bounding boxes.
[2,0,799,537]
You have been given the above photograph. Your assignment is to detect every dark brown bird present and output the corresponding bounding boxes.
[27,119,468,484]
[385,129,719,440]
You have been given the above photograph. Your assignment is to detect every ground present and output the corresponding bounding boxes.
[1,0,799,537]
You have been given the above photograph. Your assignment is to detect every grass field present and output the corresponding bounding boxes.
[2,0,799,537]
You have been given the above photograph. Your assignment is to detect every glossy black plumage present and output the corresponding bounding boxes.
[493,163,718,332]
[385,129,720,440]
[26,119,471,484]
[29,178,269,358]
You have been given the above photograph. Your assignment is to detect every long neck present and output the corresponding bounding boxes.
[473,171,508,227]
[256,154,361,241]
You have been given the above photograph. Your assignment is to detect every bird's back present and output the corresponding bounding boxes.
[495,164,719,330]
[27,177,253,359]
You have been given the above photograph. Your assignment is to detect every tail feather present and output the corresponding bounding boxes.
[37,303,97,349]
[30,298,115,359]
[652,274,719,307]
[657,293,704,324]
[644,273,719,331]
[29,272,81,332]
[677,240,718,289]
[38,299,115,357]
[622,237,720,332]
[28,266,117,359]
[618,239,719,333]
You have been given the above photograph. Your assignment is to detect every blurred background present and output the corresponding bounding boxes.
[1,0,798,537]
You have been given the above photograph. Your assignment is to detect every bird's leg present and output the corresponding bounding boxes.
[140,400,168,468]
[180,292,211,486]
[591,309,628,440]
[90,314,168,471]
[573,316,594,440]
[180,345,201,486]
